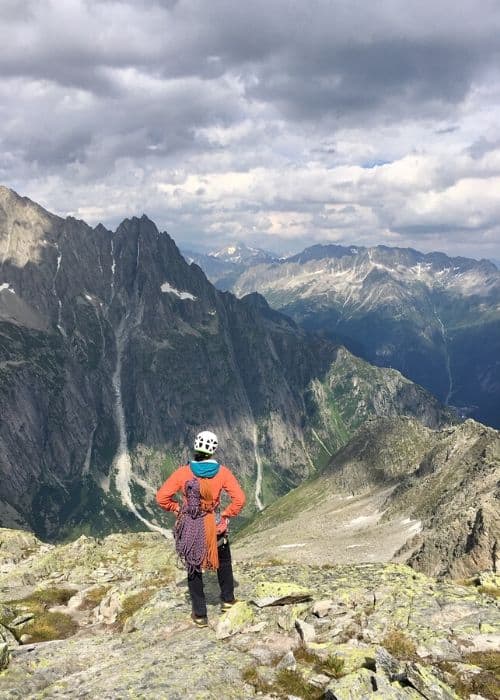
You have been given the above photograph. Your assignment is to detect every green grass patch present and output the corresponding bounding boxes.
[79,585,111,611]
[316,654,346,678]
[235,475,322,540]
[160,454,180,481]
[5,586,78,614]
[243,662,325,698]
[294,647,320,664]
[464,651,500,676]
[381,629,417,661]
[241,666,270,694]
[274,669,323,699]
[456,577,500,599]
[477,585,500,599]
[21,611,79,643]
[294,647,346,679]
[117,589,156,628]
[26,587,78,607]
[3,586,80,643]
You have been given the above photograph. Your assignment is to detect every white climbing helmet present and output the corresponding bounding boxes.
[194,430,218,456]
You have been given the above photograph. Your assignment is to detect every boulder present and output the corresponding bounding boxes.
[215,602,254,640]
[245,621,267,633]
[324,668,377,699]
[375,646,405,681]
[325,668,421,699]
[251,582,312,607]
[277,603,311,631]
[276,650,296,671]
[95,591,123,625]
[308,672,331,688]
[248,645,277,665]
[0,642,9,671]
[0,623,19,648]
[405,662,460,700]
[294,618,315,643]
[456,633,500,654]
[248,632,299,664]
[416,638,461,662]
[11,613,34,627]
[313,599,333,617]
[310,641,376,675]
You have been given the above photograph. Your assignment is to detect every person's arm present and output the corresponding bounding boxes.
[155,468,185,513]
[220,467,246,518]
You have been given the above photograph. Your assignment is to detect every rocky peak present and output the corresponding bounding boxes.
[1,188,464,542]
[0,186,62,269]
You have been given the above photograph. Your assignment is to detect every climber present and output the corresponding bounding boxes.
[156,430,246,627]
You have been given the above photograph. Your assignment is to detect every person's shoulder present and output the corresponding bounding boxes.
[171,464,191,477]
[219,464,234,477]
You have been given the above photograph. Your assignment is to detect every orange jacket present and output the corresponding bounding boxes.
[156,465,246,518]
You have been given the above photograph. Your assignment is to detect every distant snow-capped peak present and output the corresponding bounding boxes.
[209,242,278,265]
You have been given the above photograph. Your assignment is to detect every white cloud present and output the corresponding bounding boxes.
[1,0,500,260]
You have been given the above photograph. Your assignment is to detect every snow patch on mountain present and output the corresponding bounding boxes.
[446,269,499,296]
[161,282,197,300]
[209,242,277,266]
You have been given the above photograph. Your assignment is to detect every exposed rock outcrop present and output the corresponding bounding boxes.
[0,529,498,699]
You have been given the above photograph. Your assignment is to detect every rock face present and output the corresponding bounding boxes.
[0,187,453,539]
[304,346,455,468]
[236,417,500,578]
[0,186,336,536]
[0,529,498,698]
[209,243,500,428]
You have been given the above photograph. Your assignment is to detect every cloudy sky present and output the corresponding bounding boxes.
[2,0,500,260]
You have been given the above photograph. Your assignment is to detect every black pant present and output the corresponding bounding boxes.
[187,539,234,617]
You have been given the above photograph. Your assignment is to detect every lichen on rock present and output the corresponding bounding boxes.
[0,530,499,698]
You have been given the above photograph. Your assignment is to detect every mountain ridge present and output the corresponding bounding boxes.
[201,241,500,427]
[236,415,500,579]
[0,187,453,541]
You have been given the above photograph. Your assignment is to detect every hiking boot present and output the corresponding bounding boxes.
[220,599,238,612]
[191,613,208,627]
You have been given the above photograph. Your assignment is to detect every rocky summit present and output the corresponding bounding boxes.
[0,528,499,699]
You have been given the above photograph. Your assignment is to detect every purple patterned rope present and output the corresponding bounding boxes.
[174,478,207,574]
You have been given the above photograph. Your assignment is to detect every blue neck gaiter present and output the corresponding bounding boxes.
[190,460,220,478]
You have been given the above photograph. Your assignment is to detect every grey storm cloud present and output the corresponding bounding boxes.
[1,0,500,259]
[250,39,490,124]
[3,1,500,116]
